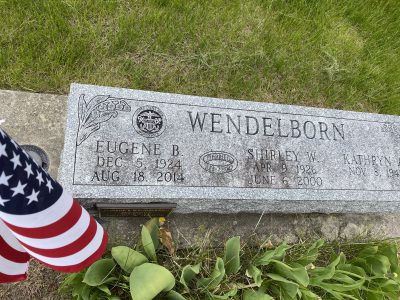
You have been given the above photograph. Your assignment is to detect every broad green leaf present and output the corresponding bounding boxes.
[365,255,391,276]
[81,284,92,300]
[348,288,362,300]
[332,272,355,284]
[107,296,121,300]
[141,225,157,261]
[299,288,320,300]
[339,262,367,278]
[144,218,160,249]
[317,271,364,292]
[198,257,225,290]
[83,259,116,286]
[101,277,118,284]
[378,278,400,293]
[254,242,290,266]
[309,254,341,283]
[111,246,148,273]
[378,242,398,272]
[295,239,324,266]
[336,252,347,268]
[130,263,175,300]
[363,290,385,300]
[208,288,237,299]
[59,272,84,291]
[267,273,299,299]
[119,282,130,290]
[246,265,263,287]
[362,278,399,299]
[165,290,187,300]
[357,246,378,258]
[243,289,273,300]
[270,285,297,300]
[72,282,85,298]
[353,255,390,276]
[180,263,201,291]
[97,284,111,295]
[325,290,359,300]
[272,260,309,287]
[89,290,101,300]
[223,236,241,275]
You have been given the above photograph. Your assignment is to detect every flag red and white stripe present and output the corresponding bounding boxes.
[0,191,108,273]
[0,127,108,282]
[0,219,29,283]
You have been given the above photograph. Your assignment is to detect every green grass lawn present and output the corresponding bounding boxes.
[0,0,399,114]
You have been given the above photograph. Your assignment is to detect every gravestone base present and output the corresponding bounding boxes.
[102,213,400,248]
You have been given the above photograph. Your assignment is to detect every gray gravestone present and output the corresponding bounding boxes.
[59,83,400,213]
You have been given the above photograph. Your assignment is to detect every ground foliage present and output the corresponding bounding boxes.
[1,0,399,114]
[60,218,400,299]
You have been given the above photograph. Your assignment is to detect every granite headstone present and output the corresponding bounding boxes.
[59,83,400,213]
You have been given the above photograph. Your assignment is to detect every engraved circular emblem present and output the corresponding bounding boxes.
[133,106,166,138]
[199,151,238,174]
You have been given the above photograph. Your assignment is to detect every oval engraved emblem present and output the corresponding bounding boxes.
[199,151,238,174]
[132,105,166,138]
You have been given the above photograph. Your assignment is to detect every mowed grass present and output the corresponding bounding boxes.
[0,0,399,114]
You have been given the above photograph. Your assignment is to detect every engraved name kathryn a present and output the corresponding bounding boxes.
[187,111,345,141]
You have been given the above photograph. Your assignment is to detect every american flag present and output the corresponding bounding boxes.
[0,127,108,283]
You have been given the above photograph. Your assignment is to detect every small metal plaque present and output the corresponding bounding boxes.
[96,203,176,217]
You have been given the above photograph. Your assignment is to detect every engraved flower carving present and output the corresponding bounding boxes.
[77,94,131,145]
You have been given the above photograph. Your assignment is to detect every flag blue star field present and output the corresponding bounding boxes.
[0,127,108,283]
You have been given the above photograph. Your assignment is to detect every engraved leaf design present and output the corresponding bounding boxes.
[77,123,100,146]
[86,95,112,115]
[85,100,128,125]
[86,111,118,127]
[78,95,87,125]
[76,94,131,146]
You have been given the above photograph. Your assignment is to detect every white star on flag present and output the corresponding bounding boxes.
[0,196,10,206]
[11,181,27,197]
[46,180,53,193]
[10,152,22,170]
[26,189,40,205]
[0,143,7,159]
[24,163,35,178]
[36,172,44,185]
[0,172,12,186]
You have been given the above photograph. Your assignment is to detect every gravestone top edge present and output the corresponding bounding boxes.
[69,83,400,123]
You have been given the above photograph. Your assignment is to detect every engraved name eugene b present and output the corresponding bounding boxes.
[199,151,238,174]
[133,105,167,138]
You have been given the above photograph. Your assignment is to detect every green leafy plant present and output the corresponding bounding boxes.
[60,218,400,300]
[60,219,181,300]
